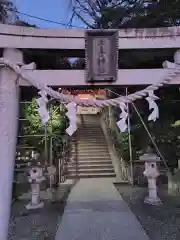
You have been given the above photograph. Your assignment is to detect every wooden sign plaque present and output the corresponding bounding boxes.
[85,30,118,83]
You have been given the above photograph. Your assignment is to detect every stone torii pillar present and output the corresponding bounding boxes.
[0,48,23,240]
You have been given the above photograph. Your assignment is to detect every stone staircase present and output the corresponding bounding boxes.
[67,114,116,179]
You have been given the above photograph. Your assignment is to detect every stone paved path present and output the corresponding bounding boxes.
[55,178,150,240]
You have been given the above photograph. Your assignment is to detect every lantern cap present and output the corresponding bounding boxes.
[139,146,161,162]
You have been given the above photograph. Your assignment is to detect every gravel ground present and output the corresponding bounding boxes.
[116,184,180,240]
[8,200,65,240]
[8,182,73,240]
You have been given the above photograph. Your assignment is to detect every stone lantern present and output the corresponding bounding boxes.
[26,157,46,210]
[139,146,162,205]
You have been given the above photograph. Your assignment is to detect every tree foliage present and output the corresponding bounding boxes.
[19,99,67,156]
[0,0,18,23]
[68,0,180,28]
[126,87,180,168]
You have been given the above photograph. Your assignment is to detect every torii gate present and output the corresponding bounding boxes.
[0,24,180,239]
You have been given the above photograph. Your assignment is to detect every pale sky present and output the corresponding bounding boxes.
[14,0,85,28]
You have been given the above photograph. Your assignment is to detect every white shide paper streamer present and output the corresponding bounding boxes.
[116,102,128,132]
[65,102,77,136]
[36,90,50,125]
[146,90,159,122]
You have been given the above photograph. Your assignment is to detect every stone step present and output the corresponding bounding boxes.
[72,142,105,146]
[71,152,109,156]
[75,141,106,144]
[113,180,131,185]
[72,150,108,154]
[75,131,103,134]
[77,128,102,131]
[78,128,101,130]
[68,168,114,174]
[67,172,116,179]
[77,127,103,133]
[73,144,107,148]
[72,139,105,143]
[71,152,109,157]
[71,152,110,156]
[72,144,107,147]
[68,163,113,169]
[70,159,112,164]
[72,146,107,150]
[78,123,101,125]
[76,134,103,137]
[79,119,100,122]
[72,139,106,143]
[79,127,101,128]
[68,116,116,179]
[73,135,105,138]
[72,144,108,149]
[78,125,101,127]
[73,134,104,137]
[77,130,103,133]
[69,160,112,165]
[71,153,110,158]
[77,134,102,136]
[73,141,107,145]
[71,156,111,161]
[71,151,108,155]
[72,150,108,155]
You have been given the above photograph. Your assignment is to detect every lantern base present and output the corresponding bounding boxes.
[26,201,44,210]
[144,196,162,206]
[47,188,57,201]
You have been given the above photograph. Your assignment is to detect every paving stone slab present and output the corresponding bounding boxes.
[55,178,150,240]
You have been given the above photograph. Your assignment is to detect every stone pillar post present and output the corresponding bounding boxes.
[0,48,23,240]
[178,159,180,169]
[108,106,112,128]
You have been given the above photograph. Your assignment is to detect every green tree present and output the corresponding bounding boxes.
[14,20,37,27]
[0,0,18,23]
[68,0,180,29]
[19,98,67,155]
